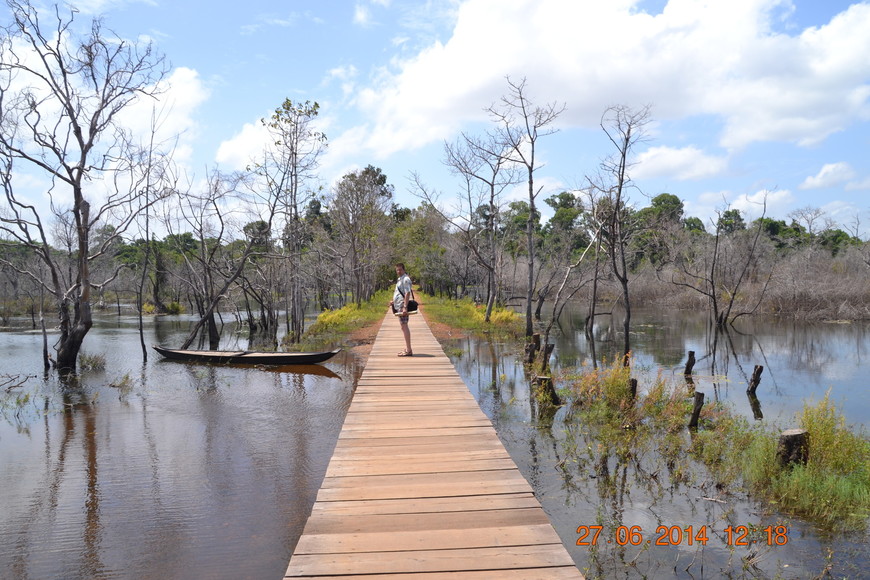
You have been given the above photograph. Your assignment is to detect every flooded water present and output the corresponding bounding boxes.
[449,306,870,579]
[0,314,358,580]
[2,306,869,579]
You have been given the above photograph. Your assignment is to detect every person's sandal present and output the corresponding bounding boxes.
[397,350,413,357]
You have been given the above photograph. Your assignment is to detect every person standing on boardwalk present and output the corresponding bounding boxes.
[392,263,413,356]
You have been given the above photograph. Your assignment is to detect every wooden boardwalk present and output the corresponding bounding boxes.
[285,312,582,579]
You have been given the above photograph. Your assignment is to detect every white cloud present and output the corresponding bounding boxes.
[730,188,794,221]
[118,67,210,165]
[215,121,269,170]
[635,146,728,180]
[354,4,373,26]
[799,162,856,189]
[323,65,359,99]
[337,0,870,162]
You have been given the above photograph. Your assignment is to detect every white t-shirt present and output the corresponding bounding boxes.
[393,273,412,311]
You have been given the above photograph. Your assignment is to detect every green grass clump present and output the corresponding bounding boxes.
[422,294,524,339]
[78,352,106,371]
[298,290,391,349]
[745,393,870,529]
[558,357,870,531]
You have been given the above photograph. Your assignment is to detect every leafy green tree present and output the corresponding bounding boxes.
[329,165,393,305]
[252,98,326,344]
[632,193,685,267]
[818,228,859,256]
[683,216,706,233]
[717,209,746,234]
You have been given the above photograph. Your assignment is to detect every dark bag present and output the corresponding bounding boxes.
[397,281,418,313]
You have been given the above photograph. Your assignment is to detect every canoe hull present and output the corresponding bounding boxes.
[152,346,340,365]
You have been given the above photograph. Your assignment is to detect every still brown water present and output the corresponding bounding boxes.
[0,314,358,580]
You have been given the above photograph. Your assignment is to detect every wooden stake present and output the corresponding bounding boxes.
[684,350,696,376]
[688,391,705,429]
[747,365,764,395]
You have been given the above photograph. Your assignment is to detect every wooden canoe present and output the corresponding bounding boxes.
[152,346,341,365]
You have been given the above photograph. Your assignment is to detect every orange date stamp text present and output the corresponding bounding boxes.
[576,525,789,547]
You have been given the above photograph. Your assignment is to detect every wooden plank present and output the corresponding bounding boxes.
[329,448,510,461]
[308,494,541,517]
[324,458,518,477]
[291,568,583,580]
[337,426,498,439]
[294,525,565,555]
[288,544,575,575]
[301,507,552,535]
[331,434,504,449]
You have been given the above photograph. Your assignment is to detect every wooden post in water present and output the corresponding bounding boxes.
[629,378,637,401]
[748,392,764,420]
[525,333,540,365]
[747,365,764,395]
[776,428,809,468]
[684,351,696,376]
[688,391,705,429]
[533,375,560,406]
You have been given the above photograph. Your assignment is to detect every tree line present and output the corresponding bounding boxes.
[1,1,868,373]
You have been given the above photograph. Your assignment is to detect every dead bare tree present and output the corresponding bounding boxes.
[486,77,564,338]
[0,1,170,371]
[413,130,519,321]
[672,198,773,327]
[588,104,651,360]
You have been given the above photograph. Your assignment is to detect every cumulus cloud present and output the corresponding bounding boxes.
[799,162,856,189]
[341,0,870,160]
[729,188,794,221]
[118,67,210,165]
[635,146,728,180]
[215,121,269,170]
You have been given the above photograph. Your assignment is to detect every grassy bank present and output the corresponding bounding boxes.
[297,290,392,350]
[416,293,525,340]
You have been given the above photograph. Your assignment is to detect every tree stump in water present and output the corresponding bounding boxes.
[684,351,696,376]
[525,333,541,364]
[776,429,809,468]
[747,365,764,395]
[747,392,764,420]
[688,391,705,429]
[533,375,560,406]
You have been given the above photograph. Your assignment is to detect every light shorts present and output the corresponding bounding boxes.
[398,314,410,325]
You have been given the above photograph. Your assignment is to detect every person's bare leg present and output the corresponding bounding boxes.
[398,319,412,355]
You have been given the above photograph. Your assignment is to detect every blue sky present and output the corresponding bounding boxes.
[10,0,870,236]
